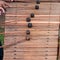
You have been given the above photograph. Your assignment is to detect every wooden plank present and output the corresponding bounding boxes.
[5,24,59,31]
[5,16,59,21]
[5,0,60,2]
[4,47,57,52]
[5,3,60,15]
[8,3,51,9]
[3,56,57,60]
[4,51,57,56]
[5,30,58,36]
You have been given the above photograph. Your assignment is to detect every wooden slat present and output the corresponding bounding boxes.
[3,56,57,60]
[5,0,60,2]
[5,30,58,35]
[5,16,59,21]
[4,47,57,52]
[5,3,60,15]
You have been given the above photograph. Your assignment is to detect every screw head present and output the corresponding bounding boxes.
[35,5,39,10]
[26,35,30,41]
[26,37,30,41]
[26,17,31,22]
[28,23,32,28]
[30,13,34,18]
[36,0,40,4]
[26,30,30,34]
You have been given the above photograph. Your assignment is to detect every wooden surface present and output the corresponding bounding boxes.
[5,0,60,2]
[5,2,60,15]
[3,2,60,60]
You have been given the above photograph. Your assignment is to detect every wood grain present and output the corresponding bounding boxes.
[5,0,60,2]
[4,2,60,60]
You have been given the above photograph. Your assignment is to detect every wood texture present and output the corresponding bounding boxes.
[5,0,60,2]
[3,2,60,60]
[5,3,60,15]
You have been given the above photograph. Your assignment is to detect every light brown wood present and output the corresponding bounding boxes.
[4,2,60,60]
[5,0,60,2]
[5,3,60,15]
